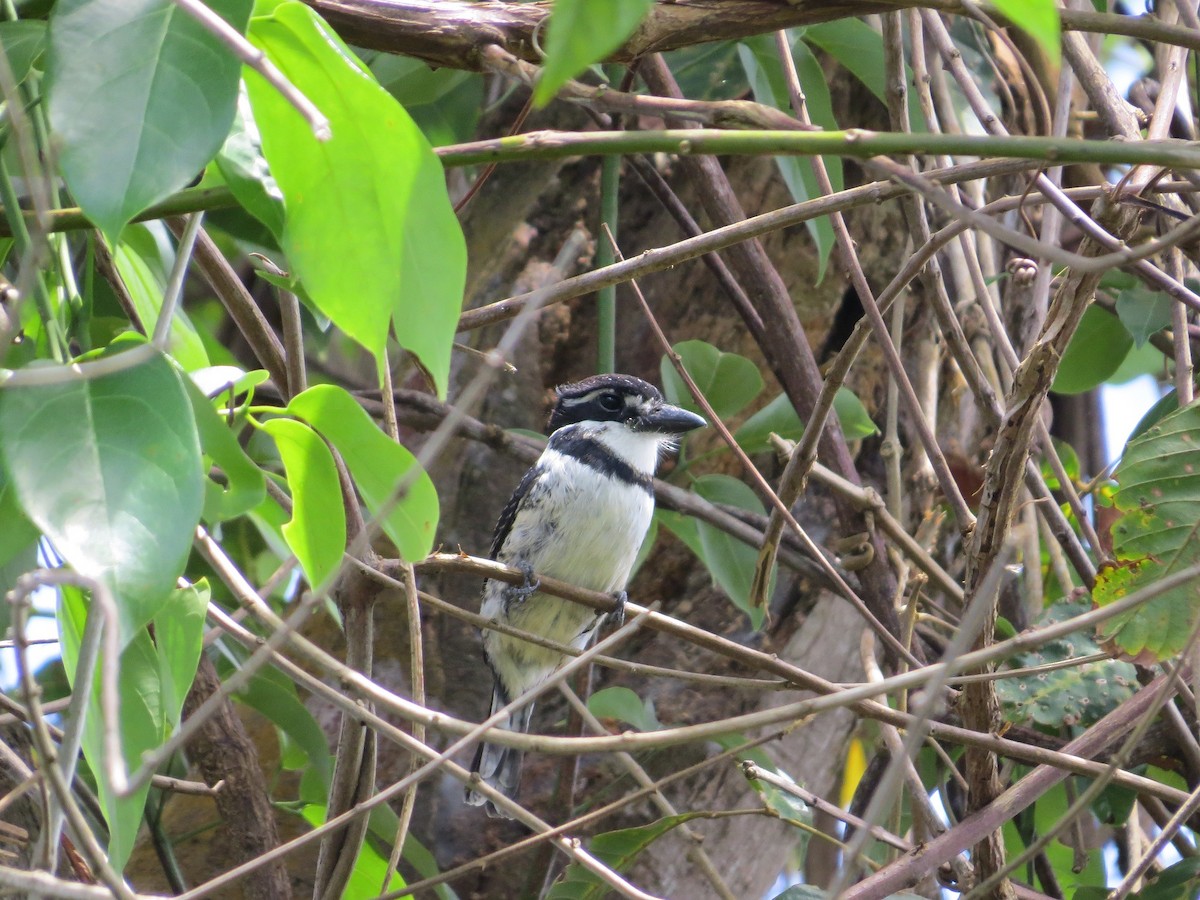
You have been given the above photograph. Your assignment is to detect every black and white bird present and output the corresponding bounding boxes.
[465,373,706,816]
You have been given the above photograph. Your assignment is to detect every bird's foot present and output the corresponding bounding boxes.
[609,591,628,628]
[504,561,541,604]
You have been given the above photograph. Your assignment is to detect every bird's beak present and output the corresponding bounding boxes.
[639,402,707,434]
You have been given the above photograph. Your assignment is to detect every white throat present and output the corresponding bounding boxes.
[580,421,669,475]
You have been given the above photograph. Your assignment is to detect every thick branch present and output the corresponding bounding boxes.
[181,656,289,900]
[306,0,907,67]
[305,1,1200,71]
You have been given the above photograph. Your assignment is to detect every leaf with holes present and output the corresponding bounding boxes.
[995,600,1137,728]
[1093,401,1200,660]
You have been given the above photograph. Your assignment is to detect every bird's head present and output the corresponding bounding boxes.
[547,373,707,437]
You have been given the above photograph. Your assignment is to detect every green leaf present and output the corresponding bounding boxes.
[654,509,704,558]
[191,364,270,402]
[1050,306,1134,395]
[548,814,705,900]
[59,588,155,873]
[1116,288,1174,348]
[534,0,654,106]
[989,0,1062,64]
[803,19,888,103]
[300,802,406,898]
[245,2,465,397]
[660,340,763,421]
[995,599,1137,728]
[831,390,880,439]
[0,352,204,644]
[735,389,877,453]
[715,734,810,824]
[1092,782,1136,826]
[369,54,482,146]
[1132,857,1200,900]
[183,374,265,522]
[1039,437,1080,493]
[661,42,748,101]
[692,474,768,629]
[215,94,286,238]
[588,686,660,732]
[1108,341,1164,385]
[112,225,210,371]
[56,582,202,873]
[152,580,209,730]
[1093,401,1200,659]
[737,35,837,279]
[0,543,36,625]
[770,890,927,900]
[0,467,40,571]
[1127,388,1178,445]
[259,417,345,590]
[772,887,829,900]
[227,656,333,785]
[0,20,46,86]
[288,384,438,561]
[1029,782,1107,891]
[46,0,253,242]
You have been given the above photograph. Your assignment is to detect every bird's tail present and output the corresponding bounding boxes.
[465,685,532,818]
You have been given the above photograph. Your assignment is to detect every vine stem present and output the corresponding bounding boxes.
[436,127,1200,170]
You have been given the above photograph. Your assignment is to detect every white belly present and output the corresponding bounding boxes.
[482,455,654,695]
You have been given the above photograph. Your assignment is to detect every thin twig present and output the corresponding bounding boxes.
[381,563,425,892]
[170,0,330,140]
[153,211,204,349]
[602,225,920,666]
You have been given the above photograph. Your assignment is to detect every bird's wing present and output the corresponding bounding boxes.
[488,463,544,559]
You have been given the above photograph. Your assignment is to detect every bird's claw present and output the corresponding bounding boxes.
[609,591,628,628]
[504,561,541,603]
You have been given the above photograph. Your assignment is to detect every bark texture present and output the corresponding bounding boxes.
[307,0,912,68]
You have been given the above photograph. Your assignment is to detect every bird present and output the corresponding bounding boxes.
[465,373,706,817]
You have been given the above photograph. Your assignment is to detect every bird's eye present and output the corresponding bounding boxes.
[597,392,623,412]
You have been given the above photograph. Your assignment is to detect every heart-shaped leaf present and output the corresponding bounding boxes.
[661,340,763,422]
[289,384,438,561]
[245,2,465,397]
[0,352,203,643]
[46,0,252,241]
[260,416,345,590]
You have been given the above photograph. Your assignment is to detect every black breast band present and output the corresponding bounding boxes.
[549,433,654,495]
